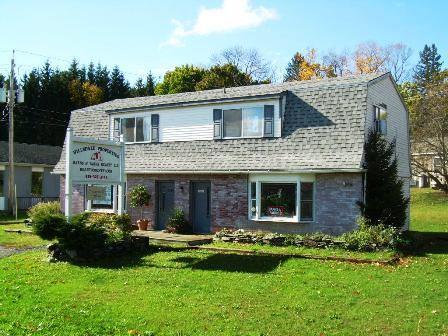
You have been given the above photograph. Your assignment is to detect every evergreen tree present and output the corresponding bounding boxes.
[109,66,130,99]
[145,72,155,96]
[87,62,96,83]
[94,64,110,100]
[131,77,146,97]
[0,73,4,87]
[359,130,409,229]
[414,44,443,92]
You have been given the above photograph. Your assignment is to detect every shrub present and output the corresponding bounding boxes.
[32,213,67,241]
[166,208,192,234]
[341,217,399,251]
[27,201,61,222]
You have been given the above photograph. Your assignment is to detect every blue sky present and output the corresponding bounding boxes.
[1,0,447,83]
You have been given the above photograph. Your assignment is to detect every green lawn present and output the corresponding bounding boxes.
[0,223,48,248]
[0,189,446,335]
[410,188,448,232]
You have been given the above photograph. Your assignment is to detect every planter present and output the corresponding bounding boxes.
[137,219,150,231]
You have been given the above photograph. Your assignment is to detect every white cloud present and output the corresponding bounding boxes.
[161,0,277,47]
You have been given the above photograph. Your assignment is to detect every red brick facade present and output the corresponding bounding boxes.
[126,174,248,232]
[59,173,363,234]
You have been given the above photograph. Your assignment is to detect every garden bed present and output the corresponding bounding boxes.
[204,241,398,264]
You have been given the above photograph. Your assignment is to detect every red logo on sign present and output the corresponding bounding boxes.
[91,151,102,161]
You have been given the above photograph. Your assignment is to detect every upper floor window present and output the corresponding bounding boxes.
[374,105,387,135]
[222,107,264,138]
[216,105,272,139]
[114,116,153,143]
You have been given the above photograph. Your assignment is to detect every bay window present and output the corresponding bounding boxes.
[261,183,296,218]
[249,177,314,222]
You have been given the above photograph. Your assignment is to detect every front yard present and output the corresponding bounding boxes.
[0,188,446,335]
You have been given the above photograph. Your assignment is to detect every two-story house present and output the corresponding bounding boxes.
[54,73,411,234]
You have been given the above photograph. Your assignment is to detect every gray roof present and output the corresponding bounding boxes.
[0,142,62,166]
[54,73,388,174]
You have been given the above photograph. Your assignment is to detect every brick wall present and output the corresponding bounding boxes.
[59,173,362,235]
[126,174,248,232]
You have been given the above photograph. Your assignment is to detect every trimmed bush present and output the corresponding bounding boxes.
[32,213,67,241]
[166,208,192,234]
[27,201,61,221]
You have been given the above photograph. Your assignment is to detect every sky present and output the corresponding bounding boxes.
[0,0,447,84]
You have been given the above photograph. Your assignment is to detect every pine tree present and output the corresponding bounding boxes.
[360,130,409,229]
[109,66,131,99]
[145,72,155,96]
[414,44,443,92]
[131,77,146,97]
[94,64,110,100]
[87,62,96,83]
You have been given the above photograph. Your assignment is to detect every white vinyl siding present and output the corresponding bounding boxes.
[367,77,411,179]
[109,98,281,143]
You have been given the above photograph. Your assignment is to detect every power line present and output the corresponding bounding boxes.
[0,119,67,127]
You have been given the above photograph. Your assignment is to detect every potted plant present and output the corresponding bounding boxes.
[128,184,151,230]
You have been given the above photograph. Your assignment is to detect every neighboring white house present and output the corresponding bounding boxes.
[0,142,61,211]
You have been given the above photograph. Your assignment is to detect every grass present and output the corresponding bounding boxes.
[0,223,48,248]
[0,188,446,335]
[210,241,396,261]
[410,188,448,232]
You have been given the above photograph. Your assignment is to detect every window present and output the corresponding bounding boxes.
[222,107,265,138]
[116,116,155,143]
[113,118,121,140]
[90,185,113,209]
[249,178,314,222]
[31,172,43,196]
[250,182,257,217]
[433,157,442,171]
[122,118,136,142]
[136,117,151,142]
[300,182,314,221]
[223,109,242,138]
[243,107,263,137]
[261,183,296,218]
[0,171,3,197]
[374,105,387,135]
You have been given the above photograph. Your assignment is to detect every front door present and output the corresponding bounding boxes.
[156,181,175,230]
[192,181,211,233]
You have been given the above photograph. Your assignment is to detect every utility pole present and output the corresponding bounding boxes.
[8,50,15,216]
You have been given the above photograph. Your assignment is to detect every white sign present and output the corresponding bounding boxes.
[86,186,107,200]
[71,140,122,184]
[65,128,125,219]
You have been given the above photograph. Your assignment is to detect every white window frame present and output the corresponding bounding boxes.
[248,174,315,223]
[373,105,387,135]
[222,106,265,139]
[113,116,153,144]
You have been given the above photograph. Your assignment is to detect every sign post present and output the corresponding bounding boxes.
[64,127,125,221]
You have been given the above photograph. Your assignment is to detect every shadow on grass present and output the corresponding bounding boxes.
[402,231,448,256]
[174,253,289,273]
[72,245,172,269]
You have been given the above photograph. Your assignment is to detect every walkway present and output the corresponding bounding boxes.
[132,230,213,246]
